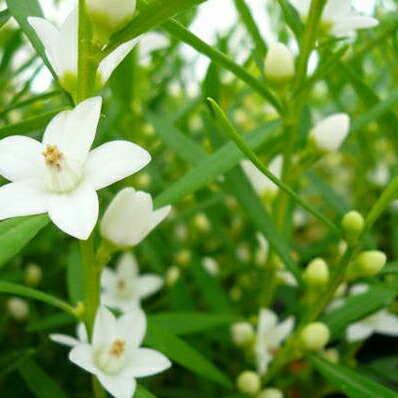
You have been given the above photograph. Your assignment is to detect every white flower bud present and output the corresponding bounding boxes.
[350,251,387,277]
[264,43,295,85]
[202,257,219,276]
[301,322,330,351]
[236,371,261,395]
[303,258,329,287]
[257,387,284,398]
[87,0,136,32]
[24,263,42,286]
[165,266,181,286]
[342,211,364,241]
[310,114,350,152]
[231,322,255,347]
[7,297,29,321]
[100,188,171,248]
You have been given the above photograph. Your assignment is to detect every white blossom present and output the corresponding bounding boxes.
[255,309,294,375]
[264,42,295,84]
[0,97,150,240]
[101,252,163,312]
[290,0,378,36]
[54,307,170,398]
[100,187,171,248]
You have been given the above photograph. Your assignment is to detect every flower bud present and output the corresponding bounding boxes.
[231,322,255,347]
[24,263,42,287]
[349,251,387,278]
[87,0,136,42]
[7,297,29,322]
[303,258,329,287]
[100,188,171,248]
[236,371,261,395]
[165,266,181,286]
[264,43,295,85]
[301,322,330,351]
[322,348,339,363]
[310,114,350,152]
[257,388,284,398]
[193,213,211,233]
[202,257,219,276]
[342,211,364,243]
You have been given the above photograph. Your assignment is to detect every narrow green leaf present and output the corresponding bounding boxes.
[18,358,68,398]
[135,385,157,398]
[145,326,232,388]
[67,248,84,305]
[0,349,34,383]
[0,215,49,268]
[0,9,11,29]
[310,353,398,398]
[276,0,304,38]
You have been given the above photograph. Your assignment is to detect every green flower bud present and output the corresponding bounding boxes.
[264,43,295,86]
[257,388,284,398]
[231,322,255,347]
[303,258,329,287]
[349,251,387,278]
[301,322,330,351]
[342,211,364,243]
[237,371,261,395]
[24,263,42,287]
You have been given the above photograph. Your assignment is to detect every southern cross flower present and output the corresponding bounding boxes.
[255,309,294,375]
[101,252,163,312]
[28,8,138,93]
[54,306,171,398]
[0,97,150,240]
[290,0,379,36]
[100,187,171,248]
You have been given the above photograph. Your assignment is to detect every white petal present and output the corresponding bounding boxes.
[255,343,273,376]
[117,252,139,279]
[93,306,117,348]
[257,309,278,336]
[48,185,98,240]
[56,8,78,76]
[323,0,350,21]
[28,17,60,75]
[137,275,163,299]
[151,205,171,230]
[274,316,295,344]
[0,136,44,182]
[118,308,146,347]
[0,180,49,220]
[311,113,350,152]
[97,373,136,398]
[289,0,310,16]
[101,292,140,312]
[124,348,171,378]
[50,333,80,347]
[346,322,374,342]
[373,311,398,337]
[333,16,379,35]
[84,140,151,190]
[349,283,369,296]
[101,267,117,290]
[98,39,139,85]
[77,323,89,343]
[69,344,98,374]
[43,97,102,163]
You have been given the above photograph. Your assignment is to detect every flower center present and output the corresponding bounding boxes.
[42,145,82,193]
[96,339,128,374]
[115,277,134,299]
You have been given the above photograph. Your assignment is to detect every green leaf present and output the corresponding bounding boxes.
[135,385,157,398]
[322,285,397,338]
[67,248,84,305]
[149,313,239,336]
[310,353,398,398]
[0,9,11,29]
[6,0,57,78]
[18,358,68,398]
[0,215,49,268]
[276,0,303,39]
[145,326,232,388]
[0,109,64,137]
[0,349,34,383]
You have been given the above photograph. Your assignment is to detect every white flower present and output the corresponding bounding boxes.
[28,8,138,88]
[264,42,295,84]
[50,323,88,347]
[255,309,294,375]
[290,0,378,36]
[100,187,171,248]
[241,155,283,197]
[0,97,150,240]
[101,252,163,312]
[55,307,171,398]
[310,113,350,152]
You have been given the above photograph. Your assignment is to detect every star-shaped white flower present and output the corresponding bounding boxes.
[290,0,378,36]
[54,307,170,398]
[255,309,294,375]
[100,187,171,248]
[101,252,163,312]
[28,8,138,89]
[0,97,150,240]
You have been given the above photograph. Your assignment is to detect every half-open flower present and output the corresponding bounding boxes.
[290,0,378,36]
[101,252,163,312]
[100,187,171,248]
[0,97,151,240]
[28,8,138,94]
[54,306,171,398]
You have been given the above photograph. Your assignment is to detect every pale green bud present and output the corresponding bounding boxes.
[24,263,42,287]
[349,251,387,278]
[165,266,181,286]
[342,211,364,242]
[231,322,255,347]
[7,297,29,322]
[303,258,329,287]
[257,388,284,398]
[264,43,295,85]
[301,322,330,351]
[237,371,262,395]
